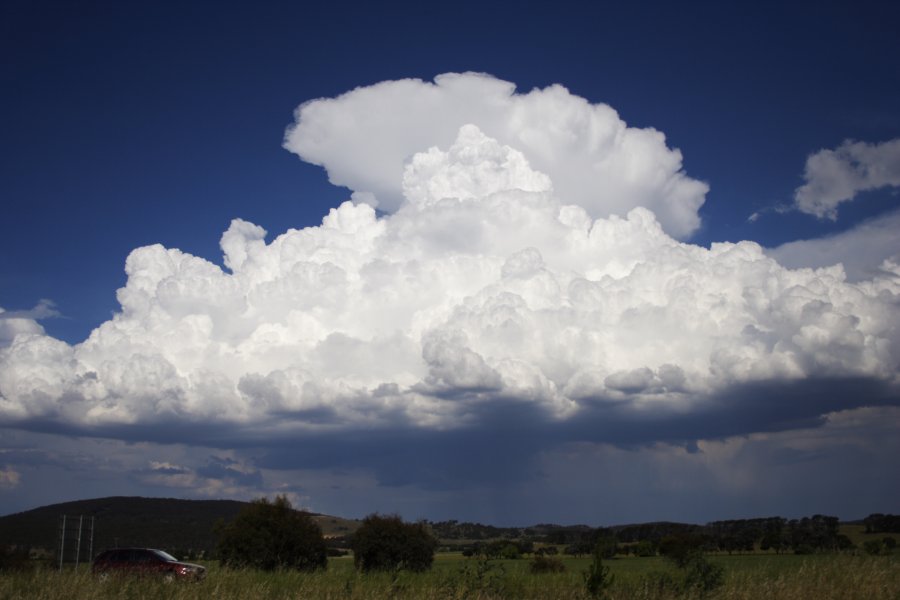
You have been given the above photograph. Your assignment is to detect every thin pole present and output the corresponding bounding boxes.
[88,517,95,563]
[58,515,66,571]
[75,515,83,567]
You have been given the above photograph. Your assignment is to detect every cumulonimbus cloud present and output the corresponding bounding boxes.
[285,72,709,240]
[794,138,900,219]
[2,111,899,460]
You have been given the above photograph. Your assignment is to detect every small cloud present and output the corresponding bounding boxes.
[138,461,197,488]
[0,466,22,489]
[0,299,61,321]
[147,461,190,475]
[794,138,900,220]
[746,203,791,223]
[196,456,263,487]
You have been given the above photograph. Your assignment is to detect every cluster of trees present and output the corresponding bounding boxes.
[439,513,885,560]
[469,513,881,558]
[612,515,857,555]
[351,514,437,572]
[461,539,533,559]
[217,497,437,572]
[613,521,700,544]
[428,519,600,545]
[429,520,524,540]
[864,513,900,534]
[217,496,328,571]
[863,537,897,556]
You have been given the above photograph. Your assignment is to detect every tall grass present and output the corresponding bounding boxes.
[0,554,896,600]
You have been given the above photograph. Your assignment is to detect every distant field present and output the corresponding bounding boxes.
[1,553,897,599]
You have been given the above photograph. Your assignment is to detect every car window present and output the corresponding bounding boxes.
[133,550,155,563]
[152,550,177,562]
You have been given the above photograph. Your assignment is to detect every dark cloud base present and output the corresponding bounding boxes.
[6,375,893,493]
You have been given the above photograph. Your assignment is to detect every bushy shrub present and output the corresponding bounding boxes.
[659,533,704,567]
[638,571,680,596]
[683,554,725,594]
[584,541,613,598]
[635,540,656,557]
[0,547,32,572]
[499,543,521,559]
[217,495,327,571]
[864,538,896,556]
[659,533,725,596]
[351,514,437,572]
[530,555,566,573]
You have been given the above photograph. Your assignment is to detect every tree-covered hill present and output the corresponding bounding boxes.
[0,496,359,560]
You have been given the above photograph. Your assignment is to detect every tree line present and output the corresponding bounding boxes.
[216,496,437,572]
[213,498,897,574]
[440,514,894,558]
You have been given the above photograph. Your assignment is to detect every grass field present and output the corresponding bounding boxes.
[1,553,897,600]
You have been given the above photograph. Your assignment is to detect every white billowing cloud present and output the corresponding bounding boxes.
[1,124,898,442]
[768,209,900,282]
[285,72,708,239]
[0,312,45,349]
[794,138,900,219]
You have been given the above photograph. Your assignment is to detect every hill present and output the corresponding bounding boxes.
[0,496,360,560]
[3,497,895,563]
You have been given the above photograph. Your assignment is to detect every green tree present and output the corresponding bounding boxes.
[683,554,725,595]
[659,533,704,568]
[217,495,326,571]
[498,543,521,559]
[584,540,614,598]
[658,532,724,596]
[635,540,656,557]
[351,514,437,572]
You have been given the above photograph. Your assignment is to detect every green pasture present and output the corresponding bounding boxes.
[1,552,897,600]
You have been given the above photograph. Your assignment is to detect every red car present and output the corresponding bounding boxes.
[91,548,206,581]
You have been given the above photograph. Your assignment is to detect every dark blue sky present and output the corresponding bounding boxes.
[0,0,898,523]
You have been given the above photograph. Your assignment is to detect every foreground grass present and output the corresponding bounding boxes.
[1,554,897,600]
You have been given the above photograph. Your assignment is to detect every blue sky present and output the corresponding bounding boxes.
[0,0,898,524]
